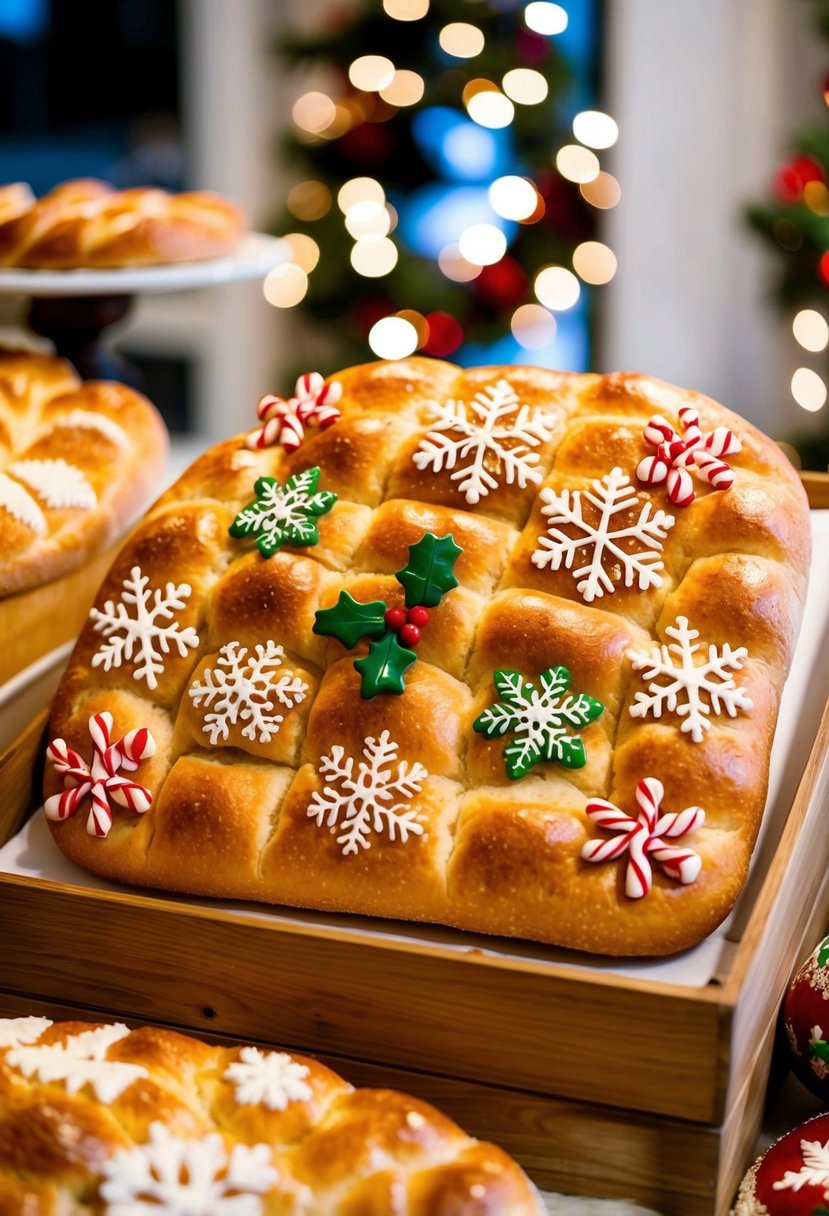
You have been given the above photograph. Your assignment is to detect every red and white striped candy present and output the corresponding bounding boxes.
[636,406,740,505]
[44,712,155,839]
[581,777,705,898]
[245,374,342,452]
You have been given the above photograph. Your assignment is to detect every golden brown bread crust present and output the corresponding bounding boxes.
[44,359,811,955]
[0,348,168,597]
[0,1017,539,1214]
[0,179,246,268]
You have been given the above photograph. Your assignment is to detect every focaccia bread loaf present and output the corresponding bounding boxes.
[0,179,245,268]
[43,358,811,956]
[0,1016,540,1214]
[0,348,167,597]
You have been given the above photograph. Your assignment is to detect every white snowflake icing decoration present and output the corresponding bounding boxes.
[48,408,128,448]
[531,467,675,603]
[412,379,558,505]
[225,1046,312,1111]
[308,730,428,855]
[9,458,96,509]
[188,641,308,746]
[0,470,46,533]
[0,1016,52,1049]
[627,615,752,743]
[772,1138,829,1198]
[100,1122,277,1216]
[5,1022,147,1102]
[90,565,200,690]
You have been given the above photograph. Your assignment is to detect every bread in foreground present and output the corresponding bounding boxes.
[0,178,245,268]
[0,1016,540,1214]
[43,359,811,955]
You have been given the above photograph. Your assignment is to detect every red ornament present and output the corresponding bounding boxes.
[736,1112,829,1214]
[422,312,463,357]
[474,258,528,309]
[399,623,421,647]
[384,607,406,632]
[820,251,829,287]
[774,154,825,203]
[782,933,829,1100]
[407,606,429,627]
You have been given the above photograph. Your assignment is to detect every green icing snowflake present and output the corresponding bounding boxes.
[229,467,336,557]
[473,666,604,780]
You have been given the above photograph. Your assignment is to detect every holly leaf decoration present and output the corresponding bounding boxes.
[474,665,604,780]
[354,633,416,697]
[396,532,462,608]
[818,936,829,969]
[812,1038,829,1065]
[313,591,387,648]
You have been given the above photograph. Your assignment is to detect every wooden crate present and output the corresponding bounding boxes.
[1,476,828,1216]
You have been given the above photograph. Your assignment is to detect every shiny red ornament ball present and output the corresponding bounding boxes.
[774,154,825,203]
[734,1112,829,1214]
[782,933,829,1100]
[474,257,528,309]
[423,312,463,357]
[819,251,829,287]
[384,607,406,632]
[408,606,429,627]
[399,623,421,647]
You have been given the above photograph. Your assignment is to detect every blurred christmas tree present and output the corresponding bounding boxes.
[268,0,617,375]
[745,0,829,469]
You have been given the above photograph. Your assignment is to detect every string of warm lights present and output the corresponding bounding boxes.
[270,0,620,366]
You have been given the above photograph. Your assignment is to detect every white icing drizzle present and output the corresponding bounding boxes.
[48,409,129,449]
[0,471,46,533]
[9,457,97,509]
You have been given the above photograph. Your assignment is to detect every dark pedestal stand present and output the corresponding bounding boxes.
[27,294,144,389]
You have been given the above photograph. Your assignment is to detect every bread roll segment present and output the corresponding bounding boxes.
[0,1018,540,1213]
[44,358,811,955]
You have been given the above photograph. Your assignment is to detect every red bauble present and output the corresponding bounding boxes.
[774,154,825,203]
[820,251,829,287]
[407,606,429,627]
[735,1112,829,1214]
[423,312,463,356]
[384,607,406,632]
[474,258,528,309]
[399,623,421,647]
[782,933,829,1100]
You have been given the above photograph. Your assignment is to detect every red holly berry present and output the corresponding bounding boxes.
[384,607,406,631]
[399,623,421,647]
[407,606,429,627]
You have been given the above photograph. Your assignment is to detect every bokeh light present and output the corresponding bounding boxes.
[349,55,396,92]
[580,172,621,209]
[502,68,548,105]
[350,236,399,277]
[791,367,827,411]
[383,0,429,17]
[556,145,600,184]
[292,92,337,135]
[793,309,829,352]
[466,90,515,129]
[380,69,425,107]
[511,303,557,349]
[286,180,332,221]
[338,177,385,212]
[263,264,308,308]
[524,2,567,35]
[572,240,617,284]
[369,316,419,358]
[344,200,392,239]
[439,22,485,57]
[572,110,619,149]
[282,233,320,273]
[458,223,508,265]
[488,175,539,221]
[397,309,430,346]
[438,242,482,281]
[534,265,581,310]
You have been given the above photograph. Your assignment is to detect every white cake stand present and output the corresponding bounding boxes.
[0,232,286,383]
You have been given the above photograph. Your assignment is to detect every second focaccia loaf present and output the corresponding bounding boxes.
[0,1016,540,1214]
[43,359,811,956]
[0,348,167,596]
